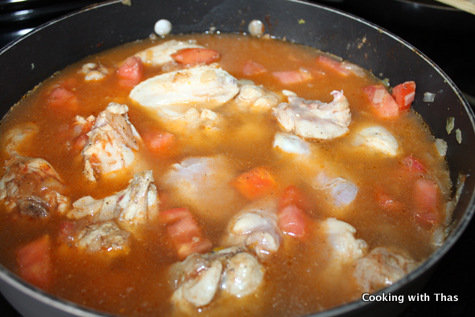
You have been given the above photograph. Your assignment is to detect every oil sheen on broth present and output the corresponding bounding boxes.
[0,34,451,317]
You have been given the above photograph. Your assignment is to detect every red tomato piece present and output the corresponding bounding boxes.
[160,207,212,259]
[374,187,404,212]
[16,235,52,289]
[232,166,277,200]
[167,216,202,244]
[177,239,213,260]
[47,86,78,112]
[413,178,440,227]
[278,204,308,238]
[242,60,267,76]
[272,69,312,85]
[117,56,144,88]
[278,185,311,212]
[402,155,426,175]
[142,131,177,157]
[316,55,351,76]
[159,207,191,225]
[363,85,399,119]
[392,81,416,111]
[72,134,89,152]
[171,48,220,66]
[57,221,76,244]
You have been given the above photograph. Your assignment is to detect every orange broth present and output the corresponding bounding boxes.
[0,34,451,316]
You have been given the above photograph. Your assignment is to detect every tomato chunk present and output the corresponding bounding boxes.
[272,69,312,85]
[117,56,144,88]
[374,187,404,213]
[316,55,351,76]
[16,235,52,289]
[160,208,212,259]
[278,185,311,212]
[278,204,308,238]
[392,81,416,111]
[401,155,426,175]
[47,86,78,112]
[242,60,267,76]
[171,48,220,66]
[363,85,399,119]
[232,166,277,200]
[413,178,440,227]
[142,130,178,157]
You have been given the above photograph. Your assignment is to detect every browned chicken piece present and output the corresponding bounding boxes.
[222,198,281,261]
[75,221,131,254]
[169,246,264,310]
[0,154,70,217]
[82,103,142,182]
[273,90,351,140]
[69,171,159,228]
[353,247,418,293]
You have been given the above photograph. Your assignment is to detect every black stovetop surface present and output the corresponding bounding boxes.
[1,0,474,316]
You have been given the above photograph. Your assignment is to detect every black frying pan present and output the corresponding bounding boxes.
[0,0,474,316]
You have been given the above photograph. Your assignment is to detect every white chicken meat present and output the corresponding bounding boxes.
[134,39,203,66]
[353,247,418,293]
[169,247,264,309]
[321,218,367,264]
[0,154,70,217]
[311,172,359,208]
[74,221,131,254]
[234,81,281,113]
[273,90,351,139]
[273,132,311,156]
[129,65,239,114]
[352,126,399,156]
[81,103,141,182]
[1,122,39,156]
[69,170,159,228]
[222,198,281,261]
[160,155,241,223]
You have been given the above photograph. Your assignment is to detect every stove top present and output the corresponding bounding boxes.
[1,0,474,316]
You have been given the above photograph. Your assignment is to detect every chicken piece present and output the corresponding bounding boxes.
[273,90,351,139]
[273,132,311,156]
[171,255,223,308]
[234,81,281,112]
[222,198,281,260]
[0,155,70,217]
[321,218,367,264]
[352,126,399,156]
[220,251,264,297]
[157,107,221,134]
[129,65,239,113]
[312,172,358,208]
[1,122,39,156]
[80,62,109,81]
[69,171,159,227]
[169,247,264,309]
[160,155,241,223]
[134,40,203,66]
[271,130,358,210]
[81,103,141,182]
[75,221,131,254]
[353,247,418,293]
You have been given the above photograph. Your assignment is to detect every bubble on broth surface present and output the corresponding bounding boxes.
[155,19,172,36]
[248,20,265,36]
